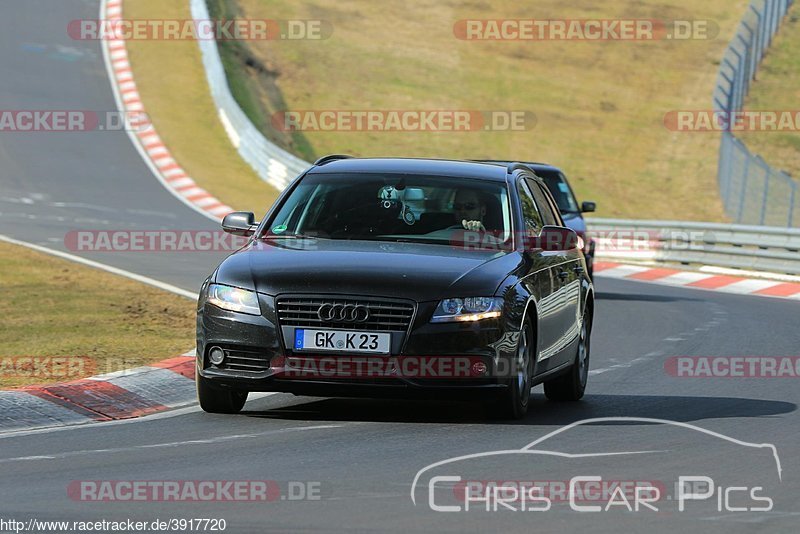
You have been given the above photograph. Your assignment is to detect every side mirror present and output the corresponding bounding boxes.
[581,201,596,213]
[222,211,258,237]
[533,226,580,251]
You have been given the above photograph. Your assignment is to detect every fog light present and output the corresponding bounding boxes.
[471,362,488,375]
[209,346,225,366]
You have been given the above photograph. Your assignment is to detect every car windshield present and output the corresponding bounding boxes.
[261,172,512,246]
[538,170,580,213]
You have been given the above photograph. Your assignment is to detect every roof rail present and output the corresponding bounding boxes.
[313,154,354,166]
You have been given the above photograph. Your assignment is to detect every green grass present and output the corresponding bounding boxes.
[0,242,195,388]
[220,0,755,221]
[738,5,800,181]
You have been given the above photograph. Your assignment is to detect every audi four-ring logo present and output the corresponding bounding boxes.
[317,303,371,323]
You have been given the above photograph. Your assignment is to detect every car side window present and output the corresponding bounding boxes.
[526,179,559,226]
[517,179,543,234]
[540,183,566,226]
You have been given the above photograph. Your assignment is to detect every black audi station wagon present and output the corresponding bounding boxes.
[196,157,594,419]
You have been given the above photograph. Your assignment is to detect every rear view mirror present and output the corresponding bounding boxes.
[404,188,425,201]
[581,201,596,213]
[533,226,579,251]
[222,211,258,236]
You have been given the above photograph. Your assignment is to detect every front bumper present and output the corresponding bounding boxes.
[196,295,516,397]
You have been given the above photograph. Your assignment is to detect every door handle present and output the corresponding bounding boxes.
[573,264,584,274]
[557,269,569,280]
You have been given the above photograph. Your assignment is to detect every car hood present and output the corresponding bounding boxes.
[214,238,523,301]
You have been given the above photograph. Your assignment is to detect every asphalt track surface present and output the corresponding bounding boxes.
[1,2,799,532]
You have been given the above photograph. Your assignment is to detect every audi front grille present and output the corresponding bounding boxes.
[276,296,415,332]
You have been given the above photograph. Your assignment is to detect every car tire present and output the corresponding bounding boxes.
[544,308,591,401]
[196,368,248,414]
[492,318,535,420]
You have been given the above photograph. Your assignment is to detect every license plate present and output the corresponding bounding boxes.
[293,329,391,354]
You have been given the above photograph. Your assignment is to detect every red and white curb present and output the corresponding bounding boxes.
[102,0,233,221]
[595,261,800,300]
[0,354,196,433]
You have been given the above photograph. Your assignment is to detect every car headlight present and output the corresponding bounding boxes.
[432,297,503,323]
[207,284,261,315]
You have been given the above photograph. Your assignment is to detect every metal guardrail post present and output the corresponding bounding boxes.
[741,21,758,87]
[731,47,746,110]
[761,0,769,58]
[771,0,781,41]
[763,0,771,50]
[750,3,764,73]
[760,167,771,226]
[719,133,732,206]
[737,155,751,222]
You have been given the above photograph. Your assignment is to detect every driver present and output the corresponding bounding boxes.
[453,190,487,231]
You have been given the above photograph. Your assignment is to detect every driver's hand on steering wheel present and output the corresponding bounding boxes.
[462,219,486,231]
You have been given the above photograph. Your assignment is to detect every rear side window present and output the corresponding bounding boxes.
[517,179,543,233]
[526,179,559,226]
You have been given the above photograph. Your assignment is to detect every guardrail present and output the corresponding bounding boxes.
[589,218,800,275]
[714,0,796,227]
[190,0,309,191]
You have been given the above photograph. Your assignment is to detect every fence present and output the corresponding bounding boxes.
[714,0,797,227]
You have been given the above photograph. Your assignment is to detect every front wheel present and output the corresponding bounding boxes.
[196,368,248,414]
[544,309,591,401]
[492,318,535,420]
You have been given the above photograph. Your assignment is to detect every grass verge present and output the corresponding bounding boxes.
[0,241,195,388]
[122,0,280,214]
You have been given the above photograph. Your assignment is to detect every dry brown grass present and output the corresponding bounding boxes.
[0,241,195,388]
[227,0,750,221]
